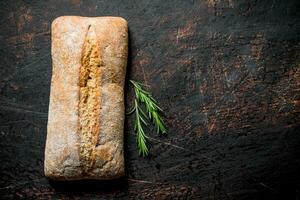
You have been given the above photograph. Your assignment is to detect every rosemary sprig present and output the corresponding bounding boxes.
[130,80,167,134]
[128,80,167,156]
[133,99,149,156]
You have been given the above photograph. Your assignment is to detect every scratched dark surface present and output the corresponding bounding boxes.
[0,0,300,199]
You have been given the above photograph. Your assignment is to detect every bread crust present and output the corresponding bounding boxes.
[44,16,128,180]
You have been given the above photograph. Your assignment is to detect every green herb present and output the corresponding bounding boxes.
[128,80,167,156]
[133,99,149,156]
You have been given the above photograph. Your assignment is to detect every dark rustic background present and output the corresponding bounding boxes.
[0,0,300,199]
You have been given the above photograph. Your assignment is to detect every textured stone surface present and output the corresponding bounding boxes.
[0,0,300,199]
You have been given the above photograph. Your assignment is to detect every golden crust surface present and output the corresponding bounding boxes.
[44,16,128,180]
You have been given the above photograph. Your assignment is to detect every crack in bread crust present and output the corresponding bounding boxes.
[78,25,102,173]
